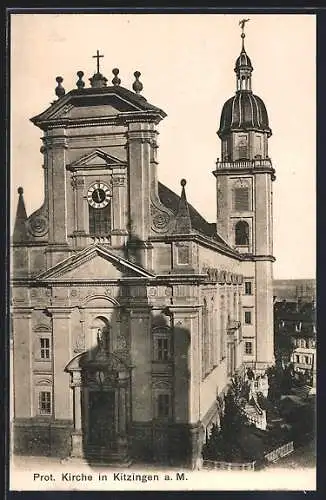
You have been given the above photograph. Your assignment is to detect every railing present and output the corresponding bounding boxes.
[244,405,267,431]
[215,159,273,170]
[264,442,294,463]
[203,460,256,471]
[202,443,294,471]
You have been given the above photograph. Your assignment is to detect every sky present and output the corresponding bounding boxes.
[10,13,316,280]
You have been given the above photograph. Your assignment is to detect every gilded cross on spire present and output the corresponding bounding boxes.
[93,50,104,74]
[239,18,250,49]
[239,18,250,33]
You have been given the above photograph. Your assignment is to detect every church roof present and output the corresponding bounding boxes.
[31,85,166,129]
[158,182,229,247]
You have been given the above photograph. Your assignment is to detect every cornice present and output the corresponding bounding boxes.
[213,167,276,178]
[242,254,276,263]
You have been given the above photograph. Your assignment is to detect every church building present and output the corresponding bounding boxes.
[11,28,275,466]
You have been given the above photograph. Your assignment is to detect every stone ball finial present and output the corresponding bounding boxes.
[181,179,187,187]
[112,68,121,86]
[18,187,24,195]
[76,71,85,89]
[55,76,65,98]
[132,71,143,94]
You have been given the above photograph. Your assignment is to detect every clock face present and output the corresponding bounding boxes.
[87,183,111,209]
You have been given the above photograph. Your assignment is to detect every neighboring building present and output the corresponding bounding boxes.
[273,279,316,303]
[11,29,276,466]
[274,300,316,386]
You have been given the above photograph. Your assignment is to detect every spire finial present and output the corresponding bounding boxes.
[239,18,250,49]
[13,186,28,242]
[173,178,192,234]
[55,76,65,98]
[76,71,85,89]
[112,68,121,86]
[132,71,143,94]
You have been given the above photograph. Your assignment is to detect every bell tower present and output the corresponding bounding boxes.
[213,20,276,366]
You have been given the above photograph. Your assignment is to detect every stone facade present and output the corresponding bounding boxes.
[11,40,275,467]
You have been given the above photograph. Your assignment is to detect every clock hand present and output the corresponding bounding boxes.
[96,189,101,202]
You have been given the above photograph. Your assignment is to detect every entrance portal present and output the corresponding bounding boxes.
[65,351,131,462]
[88,391,116,447]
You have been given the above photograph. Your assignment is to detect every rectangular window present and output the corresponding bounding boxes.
[305,356,310,364]
[39,391,51,415]
[244,311,252,324]
[234,188,250,211]
[40,338,50,359]
[245,341,253,355]
[295,355,300,363]
[177,245,190,265]
[244,281,252,295]
[157,338,170,361]
[157,394,170,418]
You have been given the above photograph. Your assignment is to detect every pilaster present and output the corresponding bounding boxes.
[128,305,152,422]
[12,308,33,418]
[168,305,201,424]
[48,307,72,420]
[44,130,68,245]
[111,172,128,247]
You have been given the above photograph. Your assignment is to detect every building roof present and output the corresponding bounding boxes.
[158,182,230,247]
[31,84,167,130]
[234,48,253,71]
[218,92,271,139]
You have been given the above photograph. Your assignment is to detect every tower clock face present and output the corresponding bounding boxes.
[87,182,111,209]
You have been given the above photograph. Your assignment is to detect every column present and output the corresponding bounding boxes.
[117,370,129,457]
[71,370,83,458]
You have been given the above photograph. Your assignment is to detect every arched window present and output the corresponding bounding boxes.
[89,203,111,236]
[235,220,250,246]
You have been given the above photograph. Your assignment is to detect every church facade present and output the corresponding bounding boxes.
[11,32,275,466]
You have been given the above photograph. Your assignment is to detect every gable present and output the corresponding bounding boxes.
[36,245,154,282]
[67,149,126,172]
[57,254,124,280]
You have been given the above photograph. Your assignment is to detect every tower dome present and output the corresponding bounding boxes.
[218,93,271,139]
[217,22,272,139]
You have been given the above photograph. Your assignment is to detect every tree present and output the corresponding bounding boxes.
[202,378,264,463]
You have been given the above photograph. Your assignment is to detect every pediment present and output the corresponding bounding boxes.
[30,86,166,130]
[35,245,154,282]
[67,149,126,171]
